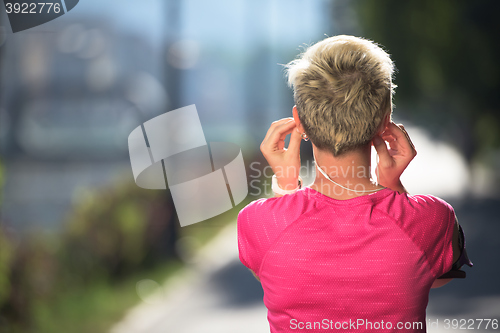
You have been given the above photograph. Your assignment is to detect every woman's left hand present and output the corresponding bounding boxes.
[372,121,417,192]
[260,118,302,190]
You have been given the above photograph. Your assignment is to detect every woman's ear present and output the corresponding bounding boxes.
[292,106,305,133]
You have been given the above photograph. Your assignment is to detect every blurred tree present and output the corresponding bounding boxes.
[354,0,500,161]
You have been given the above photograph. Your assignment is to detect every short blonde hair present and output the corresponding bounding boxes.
[286,35,396,156]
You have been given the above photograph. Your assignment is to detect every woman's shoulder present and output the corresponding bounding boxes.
[377,190,455,225]
[238,191,309,225]
[403,192,454,214]
[238,192,300,213]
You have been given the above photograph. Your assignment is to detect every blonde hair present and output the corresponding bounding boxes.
[286,35,396,156]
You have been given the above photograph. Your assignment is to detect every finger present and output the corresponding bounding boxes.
[262,118,294,143]
[268,119,297,142]
[262,118,293,146]
[398,125,416,153]
[274,122,297,151]
[385,122,408,140]
[385,122,414,152]
[262,119,296,152]
[393,123,416,155]
[286,124,302,155]
[381,133,396,142]
[372,135,392,167]
[261,119,293,149]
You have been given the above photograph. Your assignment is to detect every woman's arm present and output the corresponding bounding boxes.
[373,123,463,287]
[431,216,462,288]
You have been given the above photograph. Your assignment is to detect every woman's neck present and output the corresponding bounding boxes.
[310,145,385,200]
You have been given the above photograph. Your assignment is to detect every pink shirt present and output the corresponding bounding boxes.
[237,187,455,332]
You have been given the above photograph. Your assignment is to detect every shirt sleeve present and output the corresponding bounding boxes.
[407,195,456,278]
[237,198,268,274]
[237,203,253,271]
[237,192,313,276]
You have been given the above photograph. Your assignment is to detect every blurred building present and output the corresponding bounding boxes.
[0,12,167,230]
[0,0,334,231]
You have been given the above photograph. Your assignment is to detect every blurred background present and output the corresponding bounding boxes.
[0,0,499,332]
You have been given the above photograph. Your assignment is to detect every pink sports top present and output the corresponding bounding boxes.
[237,187,456,332]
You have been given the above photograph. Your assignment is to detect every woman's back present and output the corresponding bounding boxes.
[238,187,455,332]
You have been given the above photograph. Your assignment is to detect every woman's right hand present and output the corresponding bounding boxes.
[372,122,417,193]
[260,118,303,190]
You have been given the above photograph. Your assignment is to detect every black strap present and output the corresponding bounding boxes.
[437,224,473,279]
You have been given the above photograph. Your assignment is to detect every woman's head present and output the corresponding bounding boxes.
[286,35,396,156]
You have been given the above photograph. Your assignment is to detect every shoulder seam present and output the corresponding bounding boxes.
[257,200,321,276]
[237,209,251,270]
[372,206,437,277]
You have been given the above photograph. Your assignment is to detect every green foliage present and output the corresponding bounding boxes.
[0,161,10,309]
[62,182,176,281]
[0,171,244,332]
[28,262,182,333]
[0,230,12,308]
[0,180,179,331]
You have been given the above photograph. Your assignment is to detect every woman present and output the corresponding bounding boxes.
[237,35,472,332]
